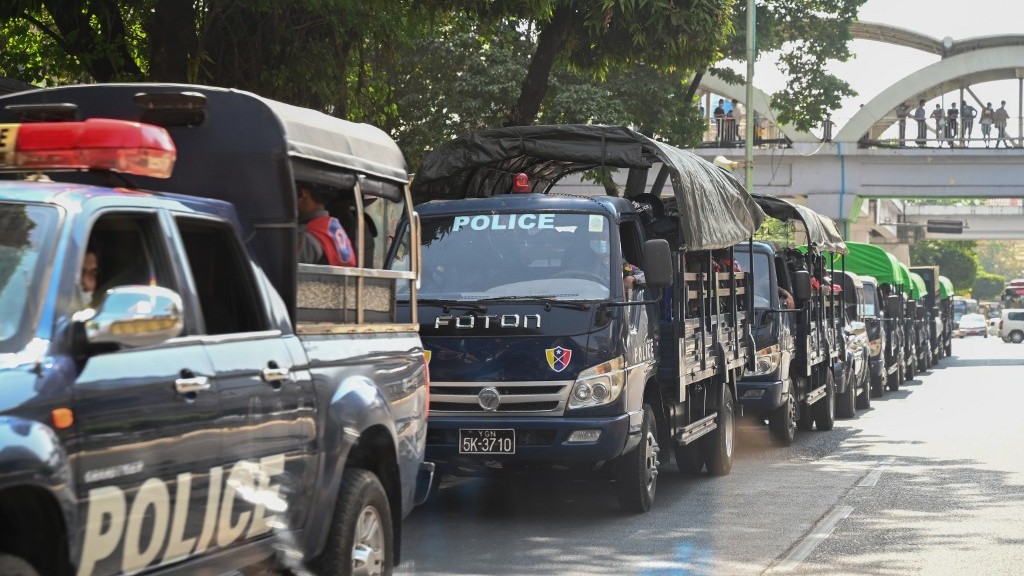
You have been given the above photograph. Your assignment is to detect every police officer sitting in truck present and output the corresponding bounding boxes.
[297,181,357,267]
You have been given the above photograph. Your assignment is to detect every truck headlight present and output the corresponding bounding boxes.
[745,345,781,376]
[868,338,882,357]
[568,356,625,409]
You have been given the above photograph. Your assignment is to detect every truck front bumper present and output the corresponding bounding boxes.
[425,413,634,467]
[736,377,785,411]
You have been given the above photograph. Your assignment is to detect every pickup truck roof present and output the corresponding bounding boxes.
[0,83,411,317]
[411,124,764,251]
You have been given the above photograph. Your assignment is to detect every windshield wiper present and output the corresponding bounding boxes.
[476,295,591,310]
[414,299,488,313]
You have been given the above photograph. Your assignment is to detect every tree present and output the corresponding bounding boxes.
[711,0,866,132]
[910,240,979,294]
[498,0,735,126]
[972,271,1005,301]
[976,240,1024,281]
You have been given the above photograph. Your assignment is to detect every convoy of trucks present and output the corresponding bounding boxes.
[0,82,959,574]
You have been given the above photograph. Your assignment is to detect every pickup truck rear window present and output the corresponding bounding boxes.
[0,202,58,352]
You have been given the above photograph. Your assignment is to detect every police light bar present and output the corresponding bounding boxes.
[511,172,531,193]
[0,118,176,178]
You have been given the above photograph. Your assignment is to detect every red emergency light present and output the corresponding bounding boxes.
[0,118,177,178]
[511,172,531,193]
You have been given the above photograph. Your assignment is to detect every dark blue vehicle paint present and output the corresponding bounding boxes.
[0,83,430,575]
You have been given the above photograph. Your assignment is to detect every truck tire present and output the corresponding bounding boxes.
[311,468,394,576]
[887,361,902,392]
[856,374,871,410]
[814,368,836,431]
[768,389,797,446]
[0,554,40,576]
[703,387,735,476]
[836,369,856,419]
[870,369,884,398]
[673,442,704,475]
[616,403,659,513]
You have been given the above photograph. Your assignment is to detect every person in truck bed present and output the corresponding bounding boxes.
[296,181,357,266]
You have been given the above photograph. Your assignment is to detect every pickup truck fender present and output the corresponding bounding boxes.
[303,374,402,560]
[0,417,78,562]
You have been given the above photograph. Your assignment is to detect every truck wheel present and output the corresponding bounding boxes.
[768,389,796,446]
[1011,331,1024,344]
[814,369,836,431]
[673,442,704,475]
[311,468,394,576]
[870,369,884,398]
[887,361,902,392]
[836,369,856,419]
[703,386,735,476]
[0,554,40,576]
[856,375,871,410]
[616,403,659,513]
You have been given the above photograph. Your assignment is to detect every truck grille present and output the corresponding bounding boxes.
[429,380,572,416]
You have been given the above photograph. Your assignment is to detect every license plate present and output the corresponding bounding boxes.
[458,429,515,454]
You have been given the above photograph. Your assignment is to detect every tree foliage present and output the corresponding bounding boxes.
[910,240,979,294]
[718,0,866,132]
[972,271,1005,301]
[976,240,1024,281]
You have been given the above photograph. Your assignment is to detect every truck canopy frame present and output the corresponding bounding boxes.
[411,124,765,251]
[751,193,848,255]
[837,242,905,288]
[0,83,414,322]
[939,276,955,299]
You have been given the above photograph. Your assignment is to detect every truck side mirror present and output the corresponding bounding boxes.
[74,285,184,349]
[884,295,902,318]
[642,239,672,289]
[791,270,811,301]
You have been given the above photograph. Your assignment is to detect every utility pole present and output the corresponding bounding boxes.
[744,0,756,192]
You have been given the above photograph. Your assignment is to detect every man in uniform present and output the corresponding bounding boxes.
[297,182,357,266]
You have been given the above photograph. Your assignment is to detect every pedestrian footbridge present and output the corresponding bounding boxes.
[693,21,1024,245]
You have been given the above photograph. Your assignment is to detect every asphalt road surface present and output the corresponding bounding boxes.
[397,336,1024,575]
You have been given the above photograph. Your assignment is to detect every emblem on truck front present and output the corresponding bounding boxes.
[546,346,572,372]
[478,387,501,411]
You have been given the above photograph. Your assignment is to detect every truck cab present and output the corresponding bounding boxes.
[0,84,429,575]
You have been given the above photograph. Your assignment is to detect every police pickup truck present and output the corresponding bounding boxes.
[394,125,764,512]
[0,84,429,576]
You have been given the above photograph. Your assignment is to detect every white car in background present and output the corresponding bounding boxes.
[957,313,988,338]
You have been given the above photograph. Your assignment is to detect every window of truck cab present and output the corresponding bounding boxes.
[406,211,613,301]
[0,202,59,353]
[173,216,268,335]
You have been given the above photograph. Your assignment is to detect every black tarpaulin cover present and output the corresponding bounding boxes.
[752,193,848,255]
[412,125,765,251]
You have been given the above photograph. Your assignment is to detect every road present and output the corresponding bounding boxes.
[397,336,1024,575]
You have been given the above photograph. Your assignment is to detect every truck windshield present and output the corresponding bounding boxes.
[863,283,878,317]
[0,203,59,353]
[409,212,612,301]
[736,252,772,309]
